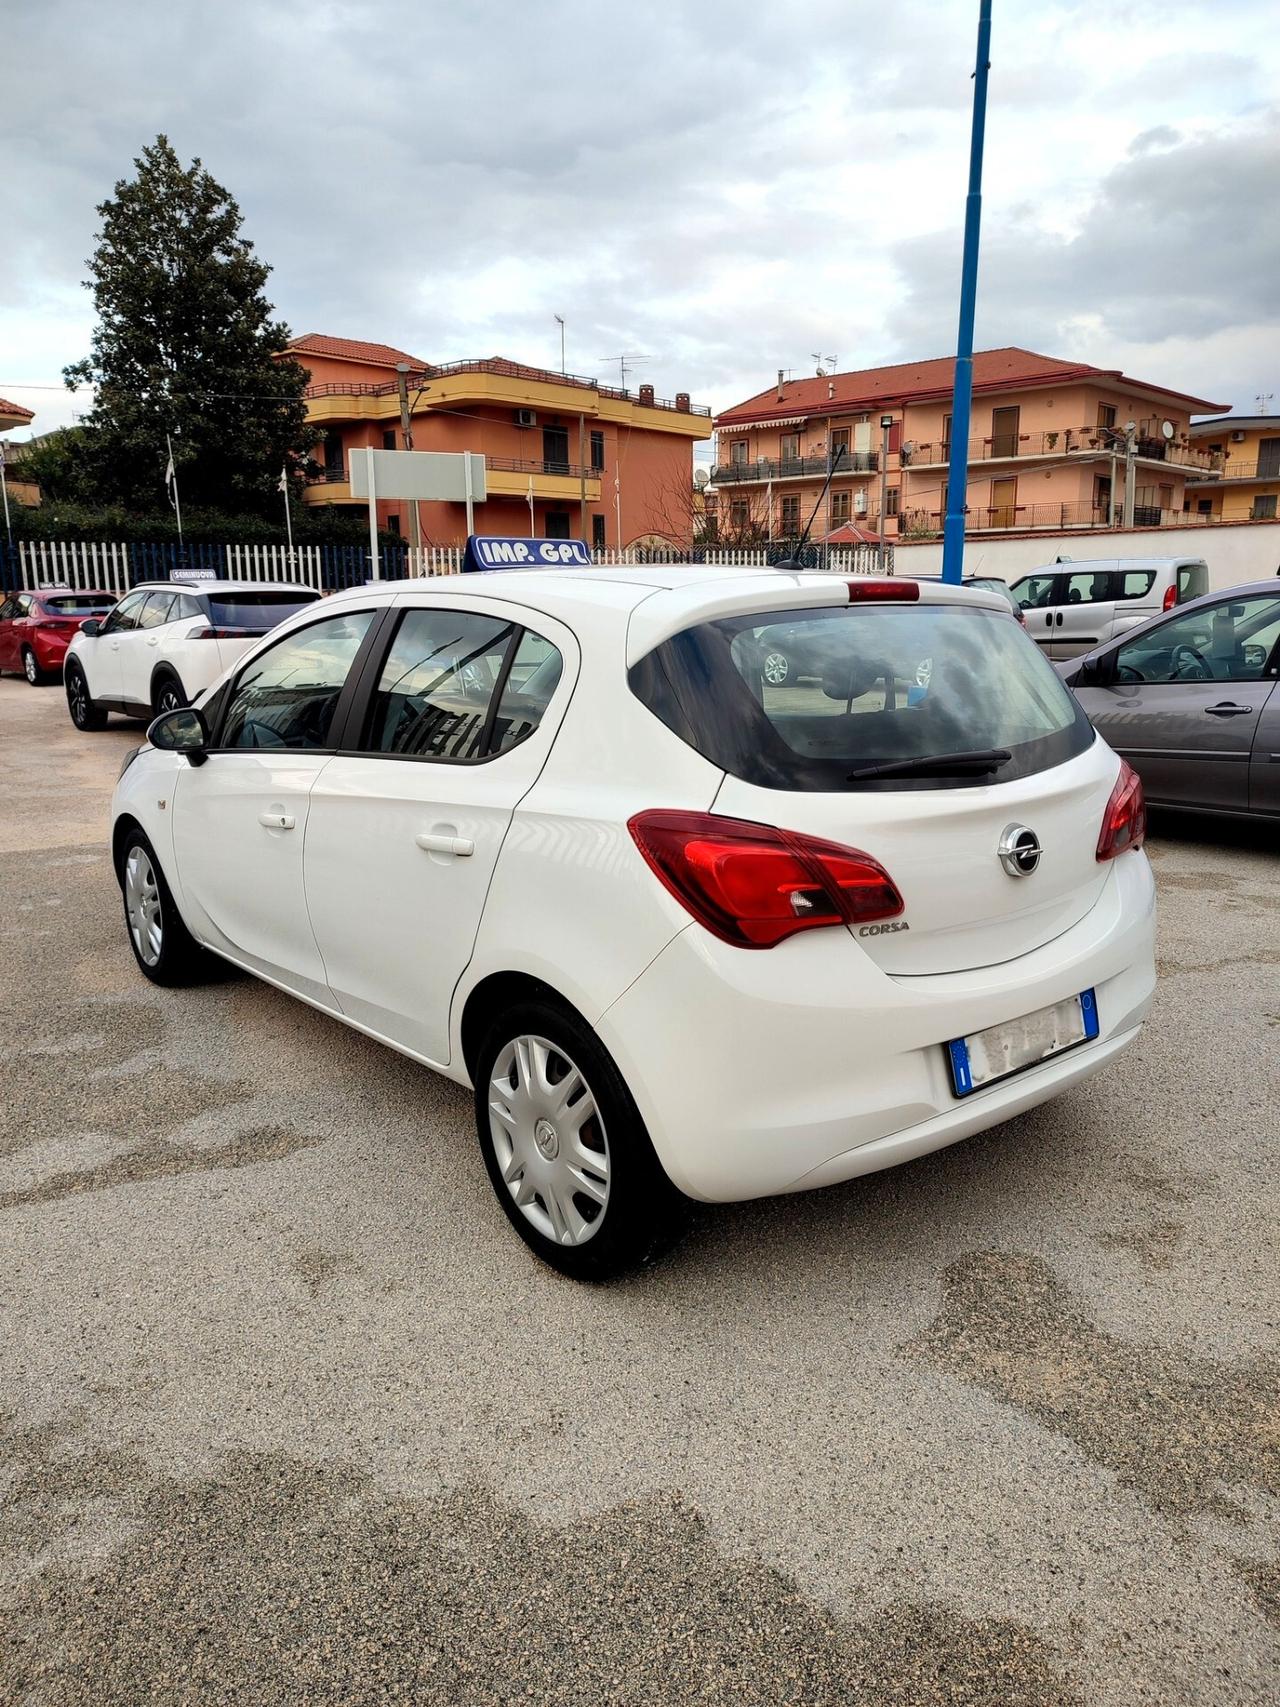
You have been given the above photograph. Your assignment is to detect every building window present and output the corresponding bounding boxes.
[382,429,397,451]
[323,430,344,477]
[780,494,801,534]
[730,499,750,529]
[543,426,570,474]
[729,439,748,466]
[387,514,401,536]
[1252,494,1278,520]
[590,430,605,471]
[592,514,606,548]
[1097,404,1117,432]
[830,428,850,463]
[780,433,800,464]
[942,413,953,454]
[885,486,900,517]
[1094,475,1112,517]
[830,491,851,525]
[545,511,572,539]
[1196,499,1213,515]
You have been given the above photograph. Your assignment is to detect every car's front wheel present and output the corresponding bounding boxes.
[119,829,209,986]
[65,661,108,730]
[474,998,686,1279]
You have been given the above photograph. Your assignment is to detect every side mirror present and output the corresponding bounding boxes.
[1076,653,1116,687]
[80,617,102,637]
[148,705,209,765]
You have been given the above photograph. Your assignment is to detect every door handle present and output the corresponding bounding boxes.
[415,832,474,857]
[1056,613,1064,626]
[258,810,296,830]
[146,636,160,646]
[1204,702,1252,717]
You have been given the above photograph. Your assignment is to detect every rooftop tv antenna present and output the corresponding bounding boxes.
[811,353,837,375]
[1257,392,1274,416]
[597,354,652,390]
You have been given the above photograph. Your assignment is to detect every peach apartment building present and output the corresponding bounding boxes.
[711,348,1227,542]
[286,336,708,547]
[1185,415,1280,523]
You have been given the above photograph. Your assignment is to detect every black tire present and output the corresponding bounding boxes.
[118,827,209,986]
[22,646,55,686]
[65,661,108,730]
[474,997,687,1280]
[151,672,187,718]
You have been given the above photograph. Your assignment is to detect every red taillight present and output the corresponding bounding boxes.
[1096,761,1146,861]
[628,810,903,948]
[847,578,918,603]
[1162,583,1177,611]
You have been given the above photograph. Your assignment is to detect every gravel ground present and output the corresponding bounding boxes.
[1,673,1277,1706]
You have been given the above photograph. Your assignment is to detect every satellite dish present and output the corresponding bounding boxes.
[1161,419,1175,440]
[693,468,710,488]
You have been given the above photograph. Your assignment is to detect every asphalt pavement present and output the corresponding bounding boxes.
[1,672,1277,1705]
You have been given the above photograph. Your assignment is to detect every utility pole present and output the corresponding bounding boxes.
[555,315,566,375]
[395,363,422,549]
[0,442,12,552]
[878,414,893,573]
[1123,419,1137,529]
[941,0,993,584]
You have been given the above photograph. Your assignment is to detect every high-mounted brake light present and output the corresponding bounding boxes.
[1162,583,1178,611]
[628,810,903,948]
[1096,760,1146,861]
[846,578,918,603]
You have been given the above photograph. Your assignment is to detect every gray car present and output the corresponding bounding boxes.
[1056,579,1280,820]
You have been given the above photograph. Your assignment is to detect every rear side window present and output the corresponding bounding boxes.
[220,611,374,750]
[1115,570,1157,601]
[630,602,1092,791]
[138,591,176,628]
[491,630,564,756]
[1176,562,1208,603]
[208,590,320,630]
[1064,571,1113,606]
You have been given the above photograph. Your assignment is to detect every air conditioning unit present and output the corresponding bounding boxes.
[1231,430,1247,443]
[515,408,537,428]
[854,489,868,515]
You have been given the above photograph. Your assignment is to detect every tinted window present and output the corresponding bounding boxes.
[1115,570,1156,601]
[41,594,115,615]
[1064,571,1114,606]
[1116,596,1280,684]
[491,630,563,755]
[1010,573,1059,609]
[138,591,176,628]
[630,603,1092,791]
[208,590,320,630]
[1176,562,1208,602]
[365,608,516,759]
[220,611,374,749]
[102,590,148,634]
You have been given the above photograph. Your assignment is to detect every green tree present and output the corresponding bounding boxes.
[64,135,317,516]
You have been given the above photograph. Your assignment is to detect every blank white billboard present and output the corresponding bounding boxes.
[349,449,487,502]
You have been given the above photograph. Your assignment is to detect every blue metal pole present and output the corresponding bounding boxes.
[941,0,993,584]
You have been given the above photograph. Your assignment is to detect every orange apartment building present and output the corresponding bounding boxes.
[286,335,708,547]
[711,348,1228,543]
[1185,415,1280,523]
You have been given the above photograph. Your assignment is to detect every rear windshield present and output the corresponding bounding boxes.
[207,591,320,630]
[42,594,114,614]
[629,602,1093,791]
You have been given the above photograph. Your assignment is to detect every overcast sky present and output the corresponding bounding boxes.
[3,0,1278,452]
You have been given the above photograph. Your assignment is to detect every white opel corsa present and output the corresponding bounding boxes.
[110,566,1156,1277]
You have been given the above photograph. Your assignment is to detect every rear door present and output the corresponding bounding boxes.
[304,600,574,1065]
[1075,593,1280,811]
[1009,572,1063,655]
[0,594,27,668]
[1056,569,1116,658]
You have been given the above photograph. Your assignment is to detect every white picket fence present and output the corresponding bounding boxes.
[16,540,136,595]
[224,543,323,586]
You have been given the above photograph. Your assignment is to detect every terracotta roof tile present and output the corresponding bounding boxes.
[0,397,35,422]
[287,334,428,369]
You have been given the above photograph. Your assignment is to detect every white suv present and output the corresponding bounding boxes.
[110,566,1156,1277]
[64,579,321,729]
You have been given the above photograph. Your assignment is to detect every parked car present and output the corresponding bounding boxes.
[918,574,1024,623]
[0,588,116,684]
[1009,556,1209,659]
[64,579,322,729]
[111,566,1155,1277]
[1057,579,1280,820]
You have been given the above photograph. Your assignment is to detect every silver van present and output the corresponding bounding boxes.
[1009,557,1209,659]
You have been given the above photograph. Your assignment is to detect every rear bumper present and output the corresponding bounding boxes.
[596,850,1156,1202]
[32,630,72,668]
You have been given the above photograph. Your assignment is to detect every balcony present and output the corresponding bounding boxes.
[1186,457,1280,486]
[712,452,878,484]
[302,357,710,417]
[903,428,1220,474]
[302,456,602,506]
[896,500,1223,538]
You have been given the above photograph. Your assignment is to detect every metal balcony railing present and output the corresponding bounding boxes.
[308,455,599,486]
[1189,457,1280,483]
[902,428,1220,473]
[302,357,710,417]
[712,451,878,483]
[895,500,1219,538]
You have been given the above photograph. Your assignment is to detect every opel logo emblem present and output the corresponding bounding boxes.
[998,823,1042,877]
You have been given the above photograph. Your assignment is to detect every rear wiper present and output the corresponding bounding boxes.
[846,747,1012,780]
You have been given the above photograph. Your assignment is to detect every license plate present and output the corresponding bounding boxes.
[946,989,1099,1097]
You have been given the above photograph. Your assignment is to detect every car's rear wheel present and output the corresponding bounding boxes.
[119,829,208,986]
[65,661,108,730]
[474,998,686,1279]
[151,673,187,718]
[23,646,54,686]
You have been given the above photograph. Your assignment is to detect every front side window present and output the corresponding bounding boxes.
[630,602,1092,791]
[220,610,374,750]
[1116,596,1280,684]
[102,590,148,635]
[1010,573,1059,610]
[365,608,516,760]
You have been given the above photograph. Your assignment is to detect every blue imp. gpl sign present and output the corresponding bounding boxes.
[462,536,592,572]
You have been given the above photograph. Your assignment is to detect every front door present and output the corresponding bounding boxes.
[1076,593,1280,812]
[91,589,149,701]
[1009,572,1062,653]
[305,604,571,1066]
[991,405,1020,458]
[170,607,378,999]
[121,589,176,705]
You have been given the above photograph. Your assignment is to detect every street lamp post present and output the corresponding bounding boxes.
[395,362,423,550]
[1123,419,1137,528]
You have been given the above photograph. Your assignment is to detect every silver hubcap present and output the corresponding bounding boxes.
[24,651,37,682]
[124,847,163,967]
[488,1035,610,1247]
[763,651,788,684]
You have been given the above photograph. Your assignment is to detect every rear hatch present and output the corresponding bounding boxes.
[630,584,1114,976]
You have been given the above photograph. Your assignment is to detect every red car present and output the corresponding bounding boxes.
[0,588,118,685]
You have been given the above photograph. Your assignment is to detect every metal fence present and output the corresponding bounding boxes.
[0,536,892,596]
